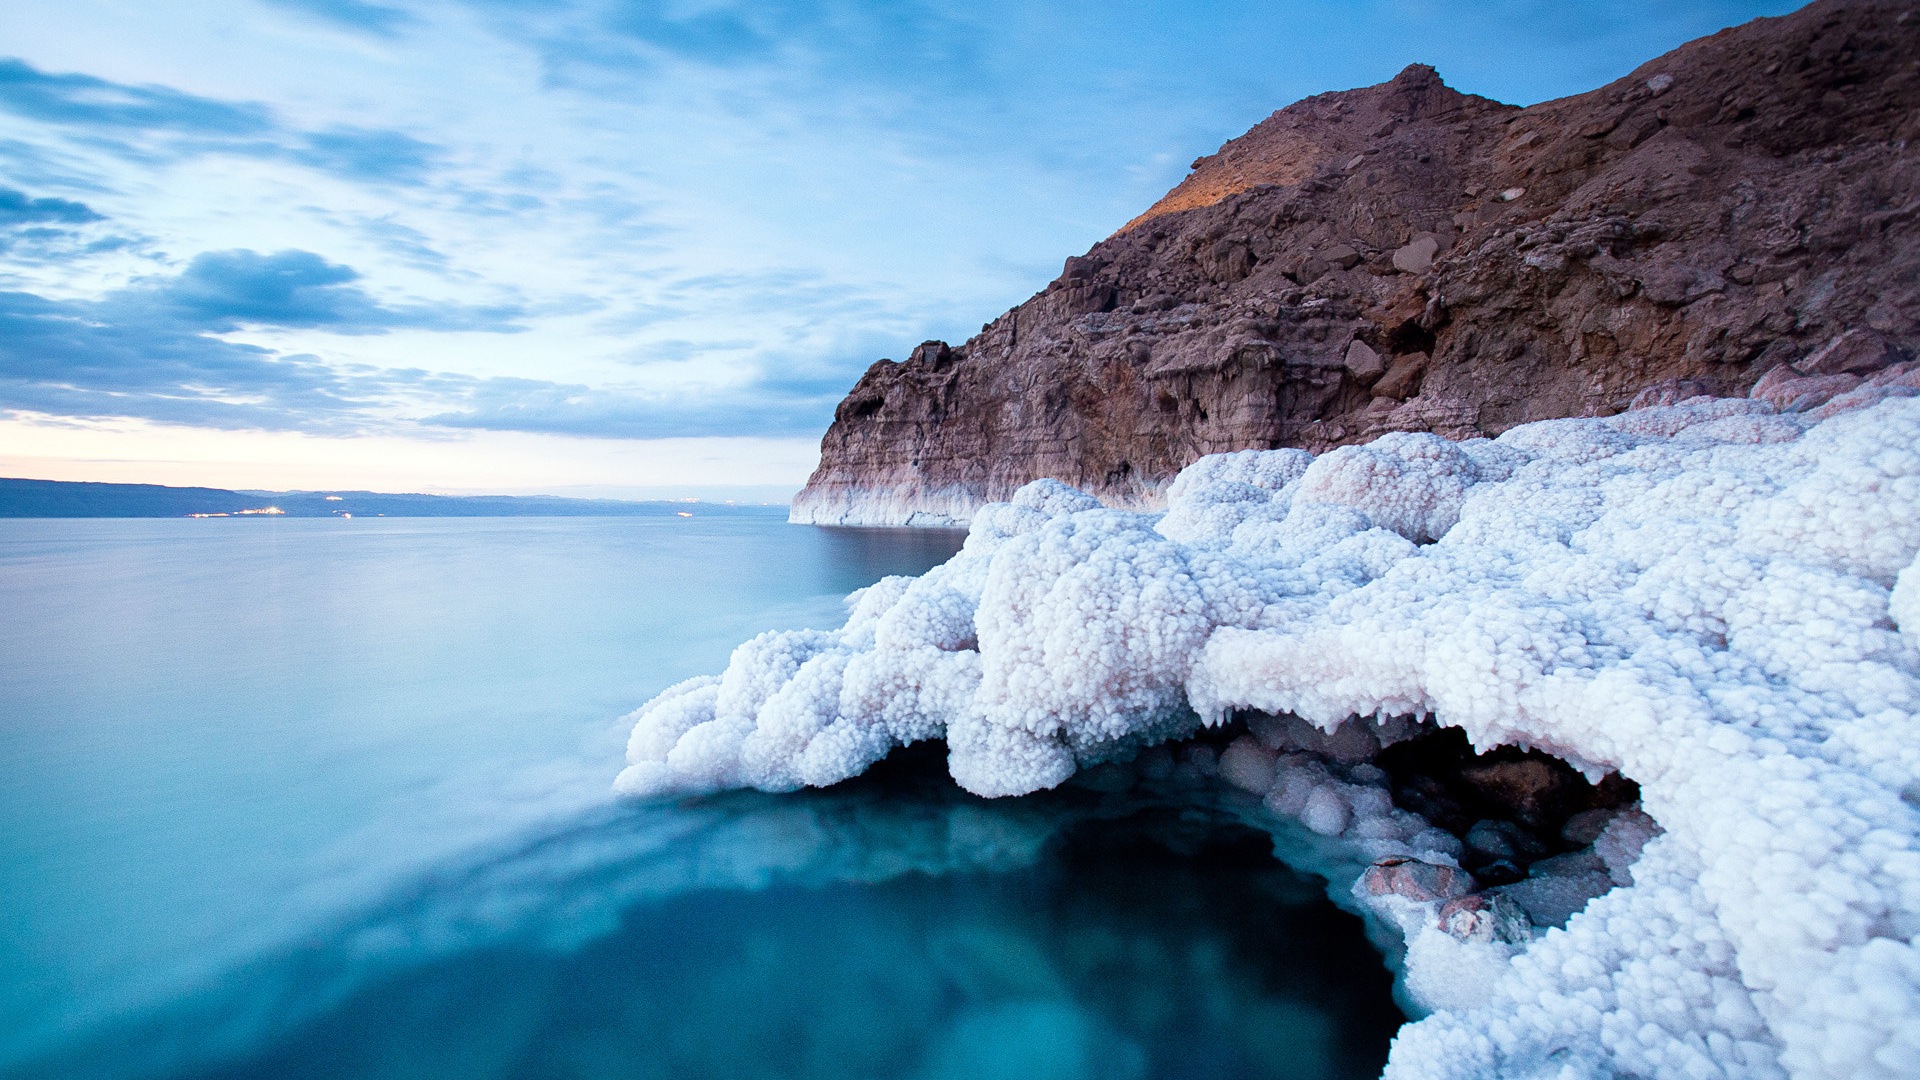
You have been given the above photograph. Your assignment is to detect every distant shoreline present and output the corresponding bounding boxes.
[0,477,788,518]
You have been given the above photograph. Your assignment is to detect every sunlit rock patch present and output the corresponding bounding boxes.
[619,391,1920,1080]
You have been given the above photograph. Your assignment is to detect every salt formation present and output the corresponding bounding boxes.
[618,393,1920,1079]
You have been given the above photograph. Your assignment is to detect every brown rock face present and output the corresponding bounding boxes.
[1361,856,1472,903]
[792,0,1920,525]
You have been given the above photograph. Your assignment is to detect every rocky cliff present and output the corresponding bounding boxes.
[791,0,1920,526]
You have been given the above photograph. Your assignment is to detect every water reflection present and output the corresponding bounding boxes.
[805,526,970,595]
[27,752,1401,1080]
[0,515,964,1061]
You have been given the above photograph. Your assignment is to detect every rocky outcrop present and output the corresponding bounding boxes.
[792,0,1920,525]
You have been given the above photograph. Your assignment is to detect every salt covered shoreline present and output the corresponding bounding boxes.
[620,391,1920,1079]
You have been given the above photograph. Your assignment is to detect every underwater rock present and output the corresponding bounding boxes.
[1436,893,1532,946]
[1361,857,1471,904]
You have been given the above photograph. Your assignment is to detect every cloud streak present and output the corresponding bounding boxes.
[260,0,416,37]
[114,248,522,334]
[0,0,1806,489]
[0,187,102,226]
[0,58,443,186]
[0,246,842,438]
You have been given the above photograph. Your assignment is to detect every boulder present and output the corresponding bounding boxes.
[1371,352,1429,401]
[1796,328,1905,376]
[1392,234,1441,274]
[1344,339,1387,382]
[1457,757,1583,829]
[1361,855,1473,902]
[1437,892,1533,944]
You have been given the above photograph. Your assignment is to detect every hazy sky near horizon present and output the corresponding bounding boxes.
[0,0,1800,497]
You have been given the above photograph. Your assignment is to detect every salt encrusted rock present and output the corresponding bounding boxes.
[1749,364,1864,412]
[1495,852,1616,928]
[1464,819,1546,864]
[1437,892,1532,945]
[1592,808,1659,887]
[625,394,1920,1080]
[1300,785,1352,836]
[1895,551,1920,644]
[1797,328,1906,376]
[1362,856,1472,903]
[1559,807,1616,846]
[1218,734,1279,793]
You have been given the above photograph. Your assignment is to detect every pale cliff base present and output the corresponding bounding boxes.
[790,482,1169,528]
[788,486,981,527]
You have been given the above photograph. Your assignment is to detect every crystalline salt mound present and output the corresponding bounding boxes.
[617,395,1920,1080]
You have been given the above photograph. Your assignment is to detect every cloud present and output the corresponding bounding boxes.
[112,248,524,334]
[259,0,416,36]
[0,187,103,226]
[0,58,273,136]
[0,58,443,186]
[0,186,138,262]
[417,374,843,439]
[0,288,380,430]
[360,218,452,270]
[0,246,841,438]
[0,247,532,429]
[292,126,442,184]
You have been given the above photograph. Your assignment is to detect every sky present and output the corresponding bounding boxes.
[0,0,1802,499]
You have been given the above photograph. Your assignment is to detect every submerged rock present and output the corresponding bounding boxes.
[1361,857,1471,904]
[1436,893,1532,945]
[1495,852,1616,929]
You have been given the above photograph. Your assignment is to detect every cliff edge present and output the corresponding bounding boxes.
[792,0,1920,526]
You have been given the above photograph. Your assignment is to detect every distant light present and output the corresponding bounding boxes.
[341,512,352,519]
[236,506,284,515]
[676,511,693,517]
[324,495,343,501]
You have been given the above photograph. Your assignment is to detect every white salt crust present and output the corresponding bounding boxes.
[620,393,1920,1080]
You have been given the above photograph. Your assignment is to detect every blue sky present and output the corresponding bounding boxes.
[0,0,1800,497]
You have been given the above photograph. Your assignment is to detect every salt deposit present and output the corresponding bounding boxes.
[618,392,1920,1079]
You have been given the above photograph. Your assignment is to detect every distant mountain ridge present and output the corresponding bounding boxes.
[0,478,770,518]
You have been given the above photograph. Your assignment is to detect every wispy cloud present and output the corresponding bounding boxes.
[260,0,416,37]
[291,127,443,184]
[0,0,1805,493]
[0,246,527,429]
[418,376,842,439]
[111,248,524,334]
[0,185,146,264]
[0,187,102,226]
[0,58,443,186]
[0,244,848,438]
[0,58,273,136]
[0,287,379,430]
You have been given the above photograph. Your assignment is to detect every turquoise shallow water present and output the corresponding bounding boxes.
[0,514,1400,1079]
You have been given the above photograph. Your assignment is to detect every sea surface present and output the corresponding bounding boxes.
[0,513,1401,1079]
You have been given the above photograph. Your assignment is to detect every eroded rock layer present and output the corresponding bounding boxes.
[792,0,1920,526]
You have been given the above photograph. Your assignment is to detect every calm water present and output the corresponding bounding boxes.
[0,514,1400,1079]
